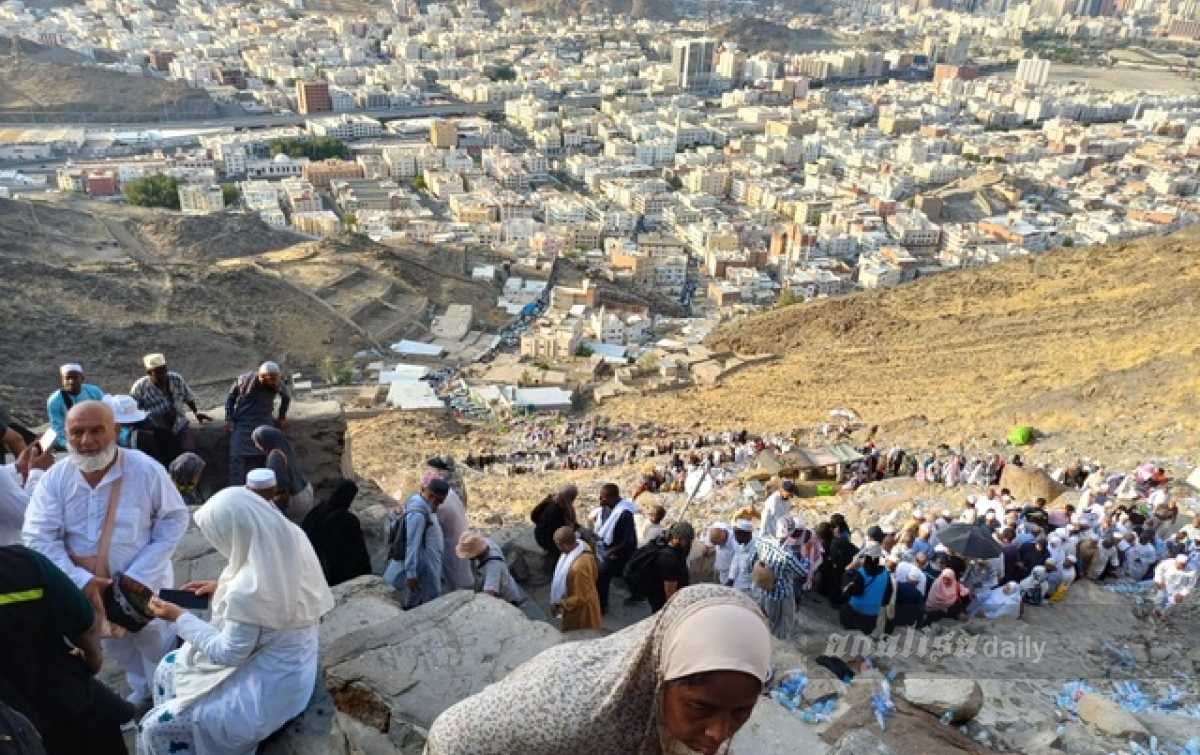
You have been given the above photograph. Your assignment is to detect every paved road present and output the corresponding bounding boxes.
[0,102,504,132]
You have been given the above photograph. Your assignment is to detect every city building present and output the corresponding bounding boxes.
[672,38,717,91]
[430,119,459,149]
[178,184,225,215]
[296,80,332,115]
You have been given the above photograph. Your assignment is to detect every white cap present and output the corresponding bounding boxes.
[246,468,277,490]
[144,353,167,370]
[259,361,281,375]
[60,363,83,376]
[735,519,754,533]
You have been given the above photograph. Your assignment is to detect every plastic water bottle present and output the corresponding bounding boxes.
[940,710,955,725]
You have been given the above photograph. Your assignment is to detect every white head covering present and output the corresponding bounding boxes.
[171,487,334,712]
[143,353,167,370]
[60,363,84,376]
[735,519,754,533]
[245,468,276,490]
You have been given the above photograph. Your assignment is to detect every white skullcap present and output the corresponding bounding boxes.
[143,353,167,370]
[735,519,754,533]
[60,363,83,376]
[258,361,281,375]
[246,468,277,490]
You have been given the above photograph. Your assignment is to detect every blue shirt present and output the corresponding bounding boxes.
[46,384,106,448]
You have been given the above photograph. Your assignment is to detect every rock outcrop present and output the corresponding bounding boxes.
[894,675,984,723]
[1075,692,1150,741]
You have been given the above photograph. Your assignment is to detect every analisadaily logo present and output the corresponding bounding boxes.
[819,627,1047,664]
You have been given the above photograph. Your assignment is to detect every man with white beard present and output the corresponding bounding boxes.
[22,400,188,718]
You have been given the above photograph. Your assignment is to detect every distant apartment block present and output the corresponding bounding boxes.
[672,38,717,91]
[296,80,332,115]
[307,114,383,140]
[178,184,225,215]
[1015,57,1051,88]
[430,119,459,149]
[303,159,364,189]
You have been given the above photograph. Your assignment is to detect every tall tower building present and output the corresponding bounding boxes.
[1016,56,1051,87]
[672,38,717,91]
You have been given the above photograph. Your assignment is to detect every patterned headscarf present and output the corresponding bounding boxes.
[425,585,770,755]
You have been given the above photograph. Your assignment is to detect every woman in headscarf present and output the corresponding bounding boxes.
[800,526,825,592]
[301,480,373,587]
[251,425,314,524]
[923,568,970,625]
[425,584,771,755]
[169,452,207,508]
[139,486,335,755]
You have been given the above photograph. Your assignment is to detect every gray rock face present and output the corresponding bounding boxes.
[894,675,983,722]
[829,729,896,755]
[322,586,563,754]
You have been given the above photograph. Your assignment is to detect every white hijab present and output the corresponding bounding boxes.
[550,539,587,604]
[173,487,335,711]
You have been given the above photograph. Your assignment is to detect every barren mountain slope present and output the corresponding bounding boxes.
[600,228,1200,452]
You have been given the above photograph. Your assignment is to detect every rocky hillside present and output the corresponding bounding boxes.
[707,18,841,54]
[0,38,217,123]
[0,197,498,420]
[600,227,1200,457]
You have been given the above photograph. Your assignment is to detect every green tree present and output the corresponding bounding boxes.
[123,174,180,209]
[491,65,517,82]
[776,287,797,307]
[318,355,340,385]
[344,213,358,231]
[413,174,427,191]
[1062,236,1075,247]
[575,344,594,358]
[220,183,239,207]
[636,352,660,374]
[268,136,348,161]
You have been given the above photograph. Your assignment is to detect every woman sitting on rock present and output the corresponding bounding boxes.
[139,486,334,755]
[425,584,771,755]
[923,568,971,625]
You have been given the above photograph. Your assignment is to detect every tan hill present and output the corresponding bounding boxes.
[0,38,217,122]
[598,228,1200,455]
[707,18,841,54]
[488,0,677,20]
[0,197,500,420]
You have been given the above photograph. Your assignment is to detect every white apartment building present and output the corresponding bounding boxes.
[178,183,225,215]
[307,114,383,140]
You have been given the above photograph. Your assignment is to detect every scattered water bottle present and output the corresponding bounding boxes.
[940,710,955,725]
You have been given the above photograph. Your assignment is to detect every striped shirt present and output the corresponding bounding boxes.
[753,536,807,601]
[130,372,197,433]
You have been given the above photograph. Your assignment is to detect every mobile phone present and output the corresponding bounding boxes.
[159,588,211,610]
[38,428,56,451]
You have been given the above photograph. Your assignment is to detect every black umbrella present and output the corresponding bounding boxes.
[936,523,1002,559]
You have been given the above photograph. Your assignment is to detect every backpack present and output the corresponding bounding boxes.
[0,701,46,755]
[385,506,431,562]
[623,536,667,594]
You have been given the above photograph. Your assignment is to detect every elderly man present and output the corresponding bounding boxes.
[47,363,106,450]
[22,400,188,716]
[1154,553,1197,620]
[130,353,211,457]
[1,442,55,545]
[224,361,290,485]
[550,526,601,631]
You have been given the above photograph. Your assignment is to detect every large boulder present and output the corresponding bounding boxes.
[999,464,1068,507]
[322,588,563,754]
[830,729,896,755]
[894,675,983,723]
[1075,692,1150,740]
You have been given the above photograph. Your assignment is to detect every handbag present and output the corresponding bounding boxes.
[753,560,776,591]
[67,452,153,636]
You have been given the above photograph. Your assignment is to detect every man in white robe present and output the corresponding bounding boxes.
[23,400,188,713]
